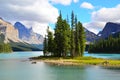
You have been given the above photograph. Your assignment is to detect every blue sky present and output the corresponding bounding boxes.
[54,0,120,22]
[51,0,120,34]
[0,0,120,36]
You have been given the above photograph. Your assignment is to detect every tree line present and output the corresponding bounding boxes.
[88,36,120,53]
[43,11,86,57]
[0,43,12,53]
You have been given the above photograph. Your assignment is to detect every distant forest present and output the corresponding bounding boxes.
[0,43,12,53]
[88,35,120,53]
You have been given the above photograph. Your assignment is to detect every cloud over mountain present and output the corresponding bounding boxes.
[84,4,120,34]
[92,4,120,22]
[0,0,59,36]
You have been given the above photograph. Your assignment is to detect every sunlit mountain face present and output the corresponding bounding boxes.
[14,22,44,44]
[0,18,42,51]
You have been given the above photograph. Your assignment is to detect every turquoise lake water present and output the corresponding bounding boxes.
[0,51,120,80]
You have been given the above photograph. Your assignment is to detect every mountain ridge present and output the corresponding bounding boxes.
[0,18,41,51]
[84,28,98,42]
[14,22,44,44]
[98,22,120,38]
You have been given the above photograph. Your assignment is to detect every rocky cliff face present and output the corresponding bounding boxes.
[98,22,120,38]
[0,18,41,51]
[84,28,98,42]
[14,22,44,44]
[0,18,20,43]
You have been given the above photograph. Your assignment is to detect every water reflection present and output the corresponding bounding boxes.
[84,52,120,59]
[0,51,120,80]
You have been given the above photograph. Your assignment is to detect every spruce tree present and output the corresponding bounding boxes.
[78,21,86,56]
[62,20,71,57]
[54,12,71,57]
[47,27,54,55]
[75,16,81,56]
[54,12,63,57]
[88,35,120,53]
[43,35,48,56]
[70,11,75,57]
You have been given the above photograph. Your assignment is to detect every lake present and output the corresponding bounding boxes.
[0,51,120,80]
[84,52,120,60]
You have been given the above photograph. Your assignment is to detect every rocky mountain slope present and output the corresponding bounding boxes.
[98,22,120,38]
[0,18,41,51]
[14,22,44,44]
[84,28,98,42]
[0,18,20,43]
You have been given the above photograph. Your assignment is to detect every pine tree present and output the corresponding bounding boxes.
[47,27,54,55]
[43,35,48,56]
[46,11,86,57]
[75,16,81,56]
[54,12,63,57]
[78,21,86,56]
[88,35,120,53]
[70,11,75,57]
[62,20,71,57]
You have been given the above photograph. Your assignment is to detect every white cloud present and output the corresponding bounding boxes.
[0,0,59,36]
[83,22,106,34]
[84,4,120,34]
[20,21,54,37]
[92,4,120,22]
[80,2,94,9]
[50,0,79,5]
[0,0,79,36]
[32,23,54,37]
[73,0,79,3]
[31,22,48,36]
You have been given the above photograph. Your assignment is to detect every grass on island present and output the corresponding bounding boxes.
[30,56,120,68]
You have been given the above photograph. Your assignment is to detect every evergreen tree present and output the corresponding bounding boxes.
[77,22,86,56]
[70,11,75,57]
[88,35,120,53]
[54,12,63,57]
[75,16,81,56]
[54,12,71,57]
[47,27,54,55]
[43,11,86,57]
[43,35,48,56]
[62,20,71,57]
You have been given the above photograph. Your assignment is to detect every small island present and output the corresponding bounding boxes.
[30,11,120,68]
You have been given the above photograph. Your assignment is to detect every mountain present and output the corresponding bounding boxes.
[112,31,120,38]
[98,22,120,38]
[84,28,98,42]
[14,22,30,40]
[14,22,44,45]
[0,18,20,43]
[0,18,41,51]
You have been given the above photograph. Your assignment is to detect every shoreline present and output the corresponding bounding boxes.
[30,56,120,68]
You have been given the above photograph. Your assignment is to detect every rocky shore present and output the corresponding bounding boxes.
[30,56,120,68]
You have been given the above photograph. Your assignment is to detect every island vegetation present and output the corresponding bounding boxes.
[31,11,120,68]
[43,11,86,58]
